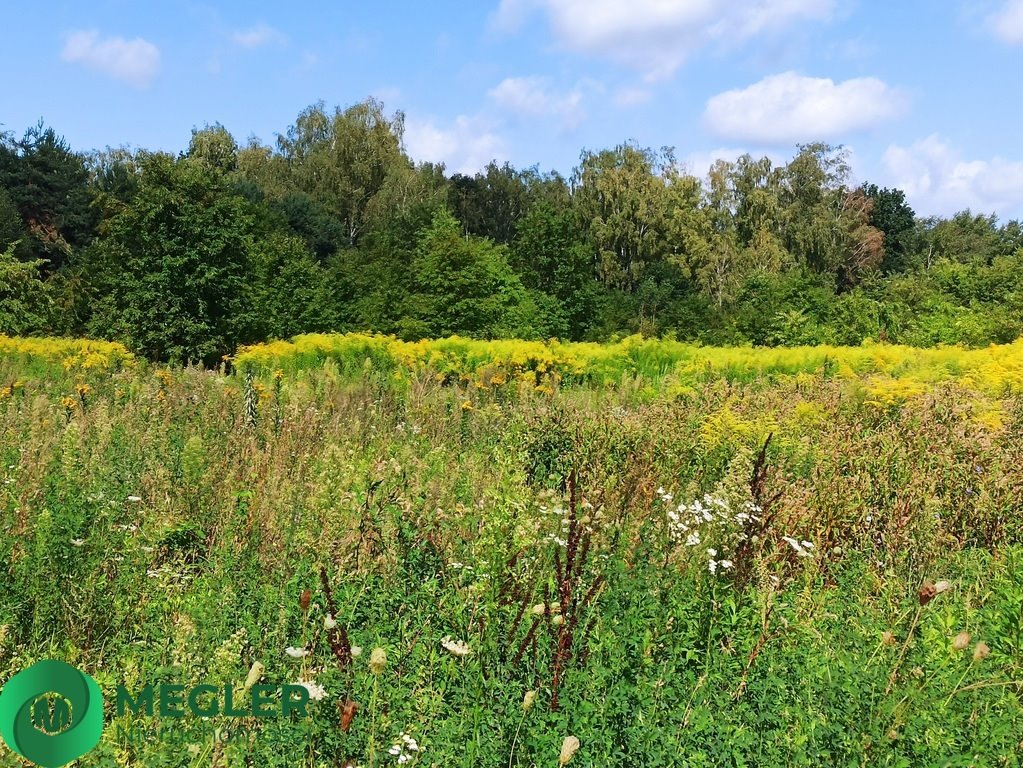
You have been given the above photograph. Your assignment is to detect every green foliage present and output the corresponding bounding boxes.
[0,188,29,258]
[84,154,256,363]
[863,183,918,273]
[1,112,1022,355]
[0,122,95,270]
[275,99,410,248]
[511,200,597,338]
[400,209,536,339]
[0,243,50,334]
[248,233,337,339]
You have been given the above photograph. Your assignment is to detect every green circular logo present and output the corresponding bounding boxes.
[0,660,104,767]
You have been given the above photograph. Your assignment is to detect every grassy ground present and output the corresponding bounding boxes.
[1,338,1022,766]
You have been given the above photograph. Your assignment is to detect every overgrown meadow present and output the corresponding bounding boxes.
[1,335,1022,766]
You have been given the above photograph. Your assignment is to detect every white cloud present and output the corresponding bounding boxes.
[990,0,1023,43]
[682,147,755,177]
[883,135,1023,217]
[60,30,160,88]
[495,0,836,79]
[703,72,905,144]
[488,76,590,130]
[614,87,653,108]
[404,115,508,174]
[232,23,286,49]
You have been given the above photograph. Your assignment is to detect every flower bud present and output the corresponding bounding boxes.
[522,690,536,712]
[243,661,265,691]
[559,736,580,765]
[369,647,387,674]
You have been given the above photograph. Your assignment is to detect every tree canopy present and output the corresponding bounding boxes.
[1,102,1021,361]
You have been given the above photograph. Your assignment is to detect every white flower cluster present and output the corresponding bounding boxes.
[388,732,421,763]
[657,487,815,573]
[293,679,327,701]
[781,536,814,557]
[657,488,763,574]
[440,636,471,657]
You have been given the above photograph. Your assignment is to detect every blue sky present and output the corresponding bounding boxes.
[3,0,1023,218]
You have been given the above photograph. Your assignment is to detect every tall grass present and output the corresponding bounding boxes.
[0,337,1021,765]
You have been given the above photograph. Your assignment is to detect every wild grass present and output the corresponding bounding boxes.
[0,339,1021,765]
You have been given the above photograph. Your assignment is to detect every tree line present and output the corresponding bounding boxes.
[1,98,1021,363]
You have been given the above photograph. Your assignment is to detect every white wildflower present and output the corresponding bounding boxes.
[782,536,813,557]
[388,732,421,763]
[294,680,327,702]
[440,636,472,657]
[285,647,308,659]
[127,495,142,503]
[401,733,419,751]
[324,614,337,630]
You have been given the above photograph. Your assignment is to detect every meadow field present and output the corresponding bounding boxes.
[1,334,1022,766]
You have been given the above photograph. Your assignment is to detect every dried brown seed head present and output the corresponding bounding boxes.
[973,642,991,662]
[918,581,937,605]
[339,699,358,732]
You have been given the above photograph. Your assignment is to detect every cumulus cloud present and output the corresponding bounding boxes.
[488,76,591,130]
[60,30,160,88]
[404,115,508,174]
[883,135,1023,217]
[232,23,286,49]
[990,0,1023,43]
[703,72,905,144]
[494,0,836,79]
